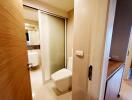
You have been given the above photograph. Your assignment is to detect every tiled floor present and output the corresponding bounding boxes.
[118,80,132,100]
[30,68,132,100]
[30,68,43,98]
[33,82,72,100]
[30,68,72,100]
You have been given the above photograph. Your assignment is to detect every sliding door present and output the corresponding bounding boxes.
[39,11,65,81]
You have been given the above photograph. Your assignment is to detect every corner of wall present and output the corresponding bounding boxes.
[23,0,68,18]
[67,9,74,60]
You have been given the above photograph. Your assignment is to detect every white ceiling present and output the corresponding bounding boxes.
[38,0,74,11]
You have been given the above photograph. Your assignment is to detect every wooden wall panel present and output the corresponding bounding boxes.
[0,0,32,100]
[73,0,111,100]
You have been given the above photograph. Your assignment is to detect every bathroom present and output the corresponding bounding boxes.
[23,0,74,99]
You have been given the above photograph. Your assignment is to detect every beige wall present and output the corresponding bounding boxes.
[23,0,68,18]
[87,0,117,99]
[67,10,74,60]
[23,6,38,21]
[72,0,110,99]
[72,0,117,100]
[25,19,38,26]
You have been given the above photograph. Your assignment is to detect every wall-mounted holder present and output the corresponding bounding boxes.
[75,50,84,58]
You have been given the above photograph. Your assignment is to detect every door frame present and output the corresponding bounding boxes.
[99,0,117,99]
[123,27,132,80]
[73,0,117,100]
[100,0,132,99]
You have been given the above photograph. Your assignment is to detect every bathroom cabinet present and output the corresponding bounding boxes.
[104,60,124,100]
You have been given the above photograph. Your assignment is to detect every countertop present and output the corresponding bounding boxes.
[107,60,124,79]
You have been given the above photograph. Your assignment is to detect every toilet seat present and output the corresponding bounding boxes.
[51,68,72,81]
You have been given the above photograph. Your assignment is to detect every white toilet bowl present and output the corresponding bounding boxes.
[51,57,73,92]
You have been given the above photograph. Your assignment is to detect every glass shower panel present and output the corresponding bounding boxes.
[39,11,65,81]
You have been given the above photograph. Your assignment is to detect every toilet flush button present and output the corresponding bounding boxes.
[75,50,84,57]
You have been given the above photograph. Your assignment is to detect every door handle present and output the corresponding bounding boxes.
[127,50,129,56]
[88,65,93,80]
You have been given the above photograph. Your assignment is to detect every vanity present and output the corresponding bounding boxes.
[104,60,124,100]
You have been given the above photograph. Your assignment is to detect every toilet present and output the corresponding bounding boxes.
[51,57,73,92]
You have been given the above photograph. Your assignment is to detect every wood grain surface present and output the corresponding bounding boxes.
[107,60,123,78]
[0,0,32,100]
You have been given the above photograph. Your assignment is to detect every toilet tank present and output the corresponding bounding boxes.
[67,57,73,71]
